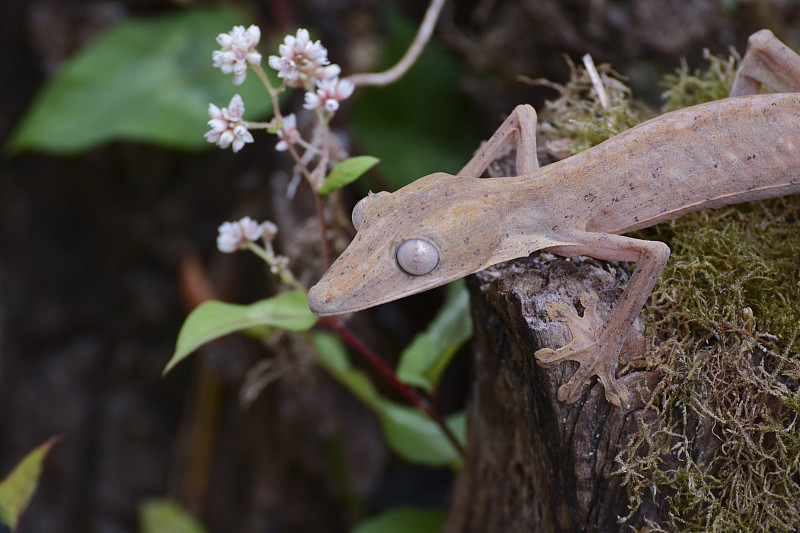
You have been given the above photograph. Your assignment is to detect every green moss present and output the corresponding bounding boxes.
[536,49,800,531]
[536,56,651,155]
[620,198,800,531]
[660,49,739,111]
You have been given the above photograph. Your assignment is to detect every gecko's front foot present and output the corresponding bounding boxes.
[535,292,630,406]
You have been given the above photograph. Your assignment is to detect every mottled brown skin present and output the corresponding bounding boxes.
[309,30,800,406]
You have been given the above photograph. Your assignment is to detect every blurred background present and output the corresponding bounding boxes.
[1,1,799,531]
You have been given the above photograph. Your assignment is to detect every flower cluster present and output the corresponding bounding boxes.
[206,25,357,155]
[304,77,355,112]
[204,94,253,153]
[217,217,278,253]
[212,25,262,85]
[268,28,354,118]
[268,29,340,89]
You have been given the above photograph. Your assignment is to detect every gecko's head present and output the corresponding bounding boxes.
[308,172,507,316]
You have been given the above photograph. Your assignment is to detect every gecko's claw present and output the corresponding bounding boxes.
[534,291,629,406]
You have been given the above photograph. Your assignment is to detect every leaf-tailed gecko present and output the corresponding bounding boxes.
[308,30,800,406]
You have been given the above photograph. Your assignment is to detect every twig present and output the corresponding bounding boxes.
[582,53,609,111]
[345,0,446,87]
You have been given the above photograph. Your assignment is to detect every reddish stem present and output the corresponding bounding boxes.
[320,317,466,458]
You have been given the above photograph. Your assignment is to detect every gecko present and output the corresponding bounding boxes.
[307,29,800,406]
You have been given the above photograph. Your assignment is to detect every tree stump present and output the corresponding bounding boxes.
[446,255,664,532]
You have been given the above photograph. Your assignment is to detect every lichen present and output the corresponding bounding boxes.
[535,49,800,531]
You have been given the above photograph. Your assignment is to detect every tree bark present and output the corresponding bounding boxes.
[446,255,664,532]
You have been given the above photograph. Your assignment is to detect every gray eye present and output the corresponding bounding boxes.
[352,197,367,231]
[396,239,439,275]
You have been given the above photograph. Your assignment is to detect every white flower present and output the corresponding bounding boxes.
[275,114,301,152]
[217,221,243,253]
[260,220,278,242]
[217,217,278,253]
[212,25,262,85]
[268,28,340,89]
[303,77,355,112]
[204,94,254,153]
[239,217,264,241]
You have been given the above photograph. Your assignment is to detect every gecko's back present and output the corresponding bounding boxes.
[532,93,800,235]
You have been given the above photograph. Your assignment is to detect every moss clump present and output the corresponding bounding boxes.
[660,48,740,111]
[533,56,651,156]
[620,198,800,531]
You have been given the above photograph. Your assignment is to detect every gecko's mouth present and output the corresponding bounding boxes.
[307,270,456,317]
[307,276,412,316]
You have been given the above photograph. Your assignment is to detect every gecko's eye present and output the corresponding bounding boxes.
[396,239,439,276]
[352,197,367,231]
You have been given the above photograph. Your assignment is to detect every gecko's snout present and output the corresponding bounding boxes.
[307,280,336,317]
[308,273,363,317]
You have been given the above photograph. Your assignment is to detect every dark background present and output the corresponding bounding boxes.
[2,1,799,531]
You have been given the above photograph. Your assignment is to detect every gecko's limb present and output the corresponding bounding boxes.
[731,29,800,96]
[539,233,671,405]
[458,104,540,179]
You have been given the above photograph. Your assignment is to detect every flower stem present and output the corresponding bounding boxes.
[253,64,282,118]
[244,241,305,292]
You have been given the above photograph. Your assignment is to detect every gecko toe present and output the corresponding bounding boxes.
[557,364,594,403]
[545,301,579,321]
[534,347,559,366]
[579,291,600,314]
[555,359,628,406]
[535,291,632,406]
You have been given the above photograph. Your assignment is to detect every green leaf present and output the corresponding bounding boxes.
[165,291,317,375]
[397,281,472,392]
[312,331,381,408]
[139,498,207,533]
[317,156,380,195]
[377,402,465,468]
[7,7,271,154]
[312,332,466,468]
[350,508,449,533]
[0,436,63,531]
[349,7,481,191]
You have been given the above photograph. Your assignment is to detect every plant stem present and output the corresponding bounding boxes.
[314,193,333,268]
[345,0,446,87]
[244,241,306,292]
[253,64,282,118]
[320,317,466,458]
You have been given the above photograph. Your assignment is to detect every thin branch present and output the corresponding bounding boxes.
[314,192,332,268]
[582,53,609,111]
[345,0,447,87]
